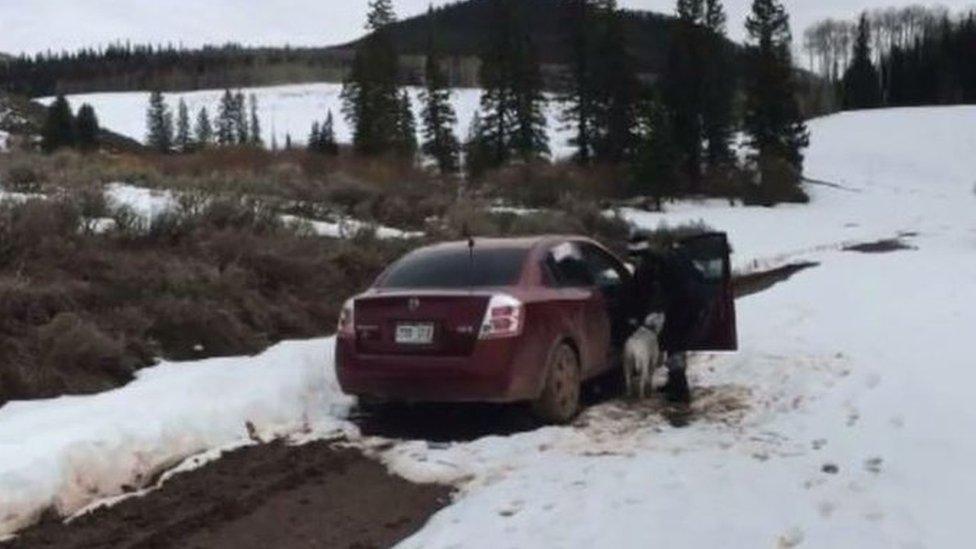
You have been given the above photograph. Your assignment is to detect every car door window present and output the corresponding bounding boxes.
[546,242,594,288]
[580,244,629,294]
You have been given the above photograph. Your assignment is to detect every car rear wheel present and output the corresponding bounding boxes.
[532,343,581,424]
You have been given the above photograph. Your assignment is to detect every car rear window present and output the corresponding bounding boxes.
[378,247,529,289]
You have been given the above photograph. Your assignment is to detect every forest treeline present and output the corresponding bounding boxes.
[0,0,692,98]
[804,6,976,108]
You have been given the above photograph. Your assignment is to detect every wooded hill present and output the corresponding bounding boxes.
[0,0,724,97]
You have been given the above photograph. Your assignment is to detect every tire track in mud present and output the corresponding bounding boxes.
[3,442,451,549]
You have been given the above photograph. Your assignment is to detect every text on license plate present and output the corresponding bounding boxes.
[395,323,435,345]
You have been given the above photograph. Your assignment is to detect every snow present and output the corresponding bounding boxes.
[281,214,424,240]
[388,106,976,548]
[0,338,354,538]
[100,182,422,239]
[2,105,975,546]
[39,83,577,158]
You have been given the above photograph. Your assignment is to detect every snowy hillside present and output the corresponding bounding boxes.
[2,106,975,546]
[39,83,576,158]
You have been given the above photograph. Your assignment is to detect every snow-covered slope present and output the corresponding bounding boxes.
[390,106,976,548]
[39,83,576,158]
[2,106,975,546]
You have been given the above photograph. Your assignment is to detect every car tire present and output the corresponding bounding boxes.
[531,342,581,425]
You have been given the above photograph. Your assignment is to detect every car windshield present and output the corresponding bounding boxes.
[378,247,529,289]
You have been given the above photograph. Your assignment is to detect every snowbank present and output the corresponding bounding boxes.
[0,338,353,538]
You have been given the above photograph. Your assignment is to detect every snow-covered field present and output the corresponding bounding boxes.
[39,83,576,158]
[2,105,975,546]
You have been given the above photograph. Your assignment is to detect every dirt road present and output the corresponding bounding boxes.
[4,442,451,549]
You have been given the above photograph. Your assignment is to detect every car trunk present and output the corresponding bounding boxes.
[353,292,492,357]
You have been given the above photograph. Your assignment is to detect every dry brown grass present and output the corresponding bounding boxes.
[0,192,411,404]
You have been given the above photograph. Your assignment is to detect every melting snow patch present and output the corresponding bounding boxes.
[0,338,354,538]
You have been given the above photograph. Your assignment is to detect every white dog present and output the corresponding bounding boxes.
[624,313,666,400]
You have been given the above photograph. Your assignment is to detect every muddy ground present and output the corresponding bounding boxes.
[4,264,813,548]
[4,443,451,549]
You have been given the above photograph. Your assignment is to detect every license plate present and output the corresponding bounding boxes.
[395,323,435,345]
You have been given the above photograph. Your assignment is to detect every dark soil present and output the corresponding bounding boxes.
[844,238,916,254]
[3,442,452,549]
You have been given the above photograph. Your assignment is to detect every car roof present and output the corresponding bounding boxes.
[419,235,595,254]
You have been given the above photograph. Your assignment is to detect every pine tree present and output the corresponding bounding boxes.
[146,90,174,153]
[630,97,680,209]
[394,90,418,158]
[842,14,882,110]
[195,107,214,147]
[249,94,263,146]
[743,0,809,203]
[663,0,707,191]
[463,110,492,180]
[75,103,100,153]
[591,0,640,164]
[175,98,191,152]
[342,0,402,155]
[478,0,549,167]
[366,0,396,29]
[321,111,339,156]
[420,7,460,173]
[285,134,293,151]
[560,0,598,165]
[702,0,737,172]
[41,95,75,153]
[216,90,235,146]
[233,91,249,144]
[308,121,322,151]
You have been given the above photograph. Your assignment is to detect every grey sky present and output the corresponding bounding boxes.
[1,1,974,56]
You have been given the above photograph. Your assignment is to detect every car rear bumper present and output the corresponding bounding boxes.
[336,336,539,403]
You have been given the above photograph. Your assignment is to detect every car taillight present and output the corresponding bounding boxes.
[337,299,355,338]
[479,294,524,340]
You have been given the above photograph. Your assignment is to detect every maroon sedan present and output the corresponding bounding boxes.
[336,235,736,424]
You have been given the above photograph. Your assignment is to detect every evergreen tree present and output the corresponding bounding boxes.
[842,14,882,110]
[233,91,249,144]
[146,90,174,153]
[420,7,460,173]
[463,110,492,180]
[702,0,737,172]
[75,103,100,153]
[175,98,191,152]
[743,0,809,202]
[216,90,235,145]
[285,133,293,151]
[630,97,680,209]
[342,0,401,155]
[394,90,418,158]
[560,0,598,165]
[195,107,214,147]
[590,0,640,164]
[321,111,339,156]
[41,95,75,153]
[249,94,263,146]
[478,0,549,167]
[663,0,707,191]
[308,121,322,151]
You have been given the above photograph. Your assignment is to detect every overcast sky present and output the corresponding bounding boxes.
[1,1,974,56]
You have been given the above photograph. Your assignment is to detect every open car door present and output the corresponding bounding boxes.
[680,232,738,352]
